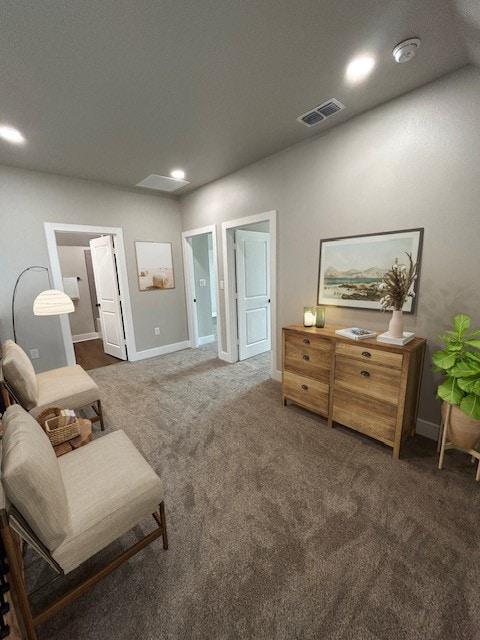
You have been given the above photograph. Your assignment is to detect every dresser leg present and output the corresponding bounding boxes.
[393,446,400,460]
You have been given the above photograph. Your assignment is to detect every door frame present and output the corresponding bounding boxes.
[221,210,278,378]
[181,225,220,353]
[44,222,136,365]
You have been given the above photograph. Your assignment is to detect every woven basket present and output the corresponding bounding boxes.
[36,407,80,446]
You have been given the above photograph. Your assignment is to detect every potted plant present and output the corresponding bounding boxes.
[432,313,480,449]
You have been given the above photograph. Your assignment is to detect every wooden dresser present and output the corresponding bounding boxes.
[282,324,426,458]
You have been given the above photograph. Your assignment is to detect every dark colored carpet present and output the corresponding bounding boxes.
[27,344,480,640]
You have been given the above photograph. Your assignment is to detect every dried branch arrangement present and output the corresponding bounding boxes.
[379,252,419,311]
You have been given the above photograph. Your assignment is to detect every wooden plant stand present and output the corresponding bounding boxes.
[438,403,480,481]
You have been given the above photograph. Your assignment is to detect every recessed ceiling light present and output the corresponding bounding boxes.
[170,169,185,180]
[345,56,376,83]
[0,125,26,145]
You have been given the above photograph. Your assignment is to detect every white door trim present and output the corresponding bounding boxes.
[181,224,221,356]
[44,222,136,365]
[221,210,278,378]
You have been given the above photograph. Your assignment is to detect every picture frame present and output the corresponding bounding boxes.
[135,241,175,291]
[317,228,423,313]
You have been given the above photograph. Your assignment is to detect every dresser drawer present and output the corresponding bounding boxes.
[283,370,329,416]
[332,389,397,443]
[335,342,403,370]
[284,332,332,383]
[334,355,401,405]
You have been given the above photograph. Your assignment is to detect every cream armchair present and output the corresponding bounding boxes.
[1,339,104,429]
[0,404,168,640]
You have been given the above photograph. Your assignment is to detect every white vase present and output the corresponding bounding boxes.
[388,310,404,338]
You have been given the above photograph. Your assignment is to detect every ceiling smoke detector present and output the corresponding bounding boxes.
[392,38,421,64]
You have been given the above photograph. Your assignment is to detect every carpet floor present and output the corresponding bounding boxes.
[28,344,480,640]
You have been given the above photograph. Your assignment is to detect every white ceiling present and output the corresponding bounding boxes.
[0,1,477,194]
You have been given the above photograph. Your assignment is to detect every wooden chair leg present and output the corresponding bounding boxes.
[0,379,11,409]
[90,399,105,430]
[153,502,168,550]
[159,502,168,550]
[0,522,38,640]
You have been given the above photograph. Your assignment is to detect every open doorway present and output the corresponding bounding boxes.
[44,222,136,368]
[221,210,278,378]
[55,232,125,370]
[182,225,220,352]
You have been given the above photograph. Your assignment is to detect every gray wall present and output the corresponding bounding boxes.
[57,245,95,336]
[181,66,480,425]
[191,234,214,338]
[0,166,188,371]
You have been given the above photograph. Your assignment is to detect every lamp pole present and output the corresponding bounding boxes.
[11,266,51,343]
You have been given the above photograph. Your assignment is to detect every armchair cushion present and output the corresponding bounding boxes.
[1,405,69,550]
[29,365,100,418]
[1,340,38,410]
[53,430,164,573]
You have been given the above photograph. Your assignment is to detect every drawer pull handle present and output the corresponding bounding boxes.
[303,354,310,361]
[362,351,372,358]
[360,370,370,377]
[301,384,308,390]
[303,339,310,344]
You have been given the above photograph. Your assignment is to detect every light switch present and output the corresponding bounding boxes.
[219,280,224,290]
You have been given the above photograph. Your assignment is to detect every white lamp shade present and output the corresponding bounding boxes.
[33,289,74,316]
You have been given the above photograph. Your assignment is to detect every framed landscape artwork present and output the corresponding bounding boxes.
[317,228,423,313]
[135,241,175,291]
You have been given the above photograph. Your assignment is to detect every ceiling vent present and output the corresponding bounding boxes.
[136,174,190,192]
[297,98,345,127]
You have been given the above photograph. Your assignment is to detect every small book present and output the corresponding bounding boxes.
[335,327,377,341]
[376,331,415,346]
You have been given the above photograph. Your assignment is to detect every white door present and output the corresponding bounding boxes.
[235,229,270,360]
[89,236,127,360]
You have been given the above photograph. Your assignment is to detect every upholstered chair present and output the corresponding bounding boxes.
[0,404,168,640]
[1,339,104,429]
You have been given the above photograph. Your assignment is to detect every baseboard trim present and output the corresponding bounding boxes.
[131,340,191,362]
[272,369,282,382]
[415,418,439,441]
[219,350,233,363]
[72,332,99,343]
[198,335,216,346]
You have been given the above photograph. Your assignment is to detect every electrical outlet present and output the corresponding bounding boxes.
[199,278,206,287]
[154,327,160,335]
[219,280,224,290]
[30,348,39,360]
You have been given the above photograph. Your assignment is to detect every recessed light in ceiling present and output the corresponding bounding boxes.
[170,169,185,180]
[345,56,376,83]
[0,125,26,145]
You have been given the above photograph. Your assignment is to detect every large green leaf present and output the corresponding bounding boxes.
[439,332,458,342]
[437,379,464,405]
[466,339,480,349]
[450,361,480,377]
[454,314,470,336]
[457,376,480,394]
[466,330,480,339]
[432,350,457,371]
[465,352,480,364]
[460,393,480,420]
[442,341,464,352]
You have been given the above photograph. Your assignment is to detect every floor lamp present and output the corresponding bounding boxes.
[11,266,74,343]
